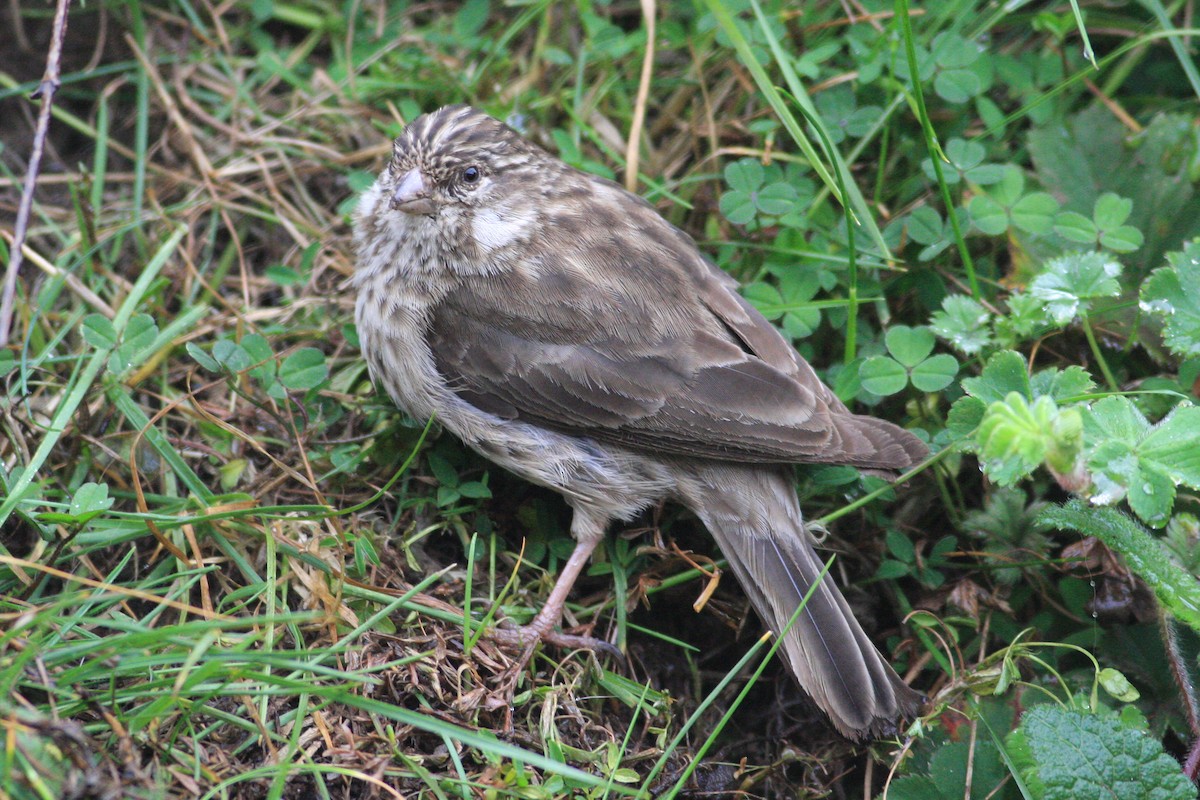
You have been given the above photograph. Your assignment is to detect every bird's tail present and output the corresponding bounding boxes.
[675,462,922,739]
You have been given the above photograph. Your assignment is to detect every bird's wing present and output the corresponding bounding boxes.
[427,186,925,469]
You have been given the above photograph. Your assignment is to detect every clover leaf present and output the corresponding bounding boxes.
[967,166,1059,235]
[859,326,958,396]
[1054,192,1144,252]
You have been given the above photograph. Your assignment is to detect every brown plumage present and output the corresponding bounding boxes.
[352,104,926,738]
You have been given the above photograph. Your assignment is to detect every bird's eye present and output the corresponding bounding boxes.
[462,166,481,184]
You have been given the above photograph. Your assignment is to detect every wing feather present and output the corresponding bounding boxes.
[428,178,926,469]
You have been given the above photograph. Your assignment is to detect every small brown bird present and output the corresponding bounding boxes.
[352,105,925,738]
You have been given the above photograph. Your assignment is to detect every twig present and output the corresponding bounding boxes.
[0,0,72,346]
[624,0,656,192]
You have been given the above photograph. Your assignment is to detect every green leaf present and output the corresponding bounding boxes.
[1141,405,1200,488]
[122,314,158,354]
[82,314,117,350]
[1093,192,1133,229]
[907,206,944,245]
[1030,365,1095,402]
[212,339,251,373]
[1099,667,1140,703]
[946,396,986,440]
[962,350,1031,404]
[1041,500,1200,632]
[1101,226,1144,252]
[935,69,981,103]
[1011,192,1059,234]
[187,342,220,373]
[967,193,1008,235]
[279,348,328,390]
[859,356,909,396]
[755,182,797,216]
[885,325,935,367]
[976,393,1056,484]
[242,333,275,385]
[1015,704,1195,800]
[1140,241,1200,357]
[930,295,993,355]
[265,264,304,286]
[1082,400,1200,526]
[1053,210,1098,244]
[425,451,459,489]
[911,354,959,392]
[1083,395,1151,446]
[458,481,492,499]
[1029,252,1122,325]
[742,282,784,321]
[453,0,489,38]
[724,159,764,192]
[719,190,756,225]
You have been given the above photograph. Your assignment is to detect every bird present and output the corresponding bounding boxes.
[351,104,926,739]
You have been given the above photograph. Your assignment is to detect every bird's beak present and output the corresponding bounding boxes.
[390,168,436,215]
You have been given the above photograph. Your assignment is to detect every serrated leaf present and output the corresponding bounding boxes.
[930,294,992,355]
[1083,401,1200,526]
[1030,252,1122,325]
[1140,242,1200,357]
[1043,500,1200,631]
[976,393,1054,485]
[911,353,959,392]
[1141,405,1200,488]
[1030,365,1095,402]
[1083,395,1151,446]
[1017,704,1195,800]
[947,396,986,440]
[962,350,1031,404]
[279,348,328,390]
[859,357,908,396]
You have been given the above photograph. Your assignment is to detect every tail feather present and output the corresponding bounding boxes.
[678,463,921,739]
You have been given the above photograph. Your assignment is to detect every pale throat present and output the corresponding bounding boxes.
[470,202,539,256]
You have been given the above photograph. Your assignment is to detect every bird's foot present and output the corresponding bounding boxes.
[489,621,623,661]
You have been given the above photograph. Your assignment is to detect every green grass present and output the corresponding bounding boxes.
[3,1,1200,798]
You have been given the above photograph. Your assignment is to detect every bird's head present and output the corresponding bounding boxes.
[356,105,561,269]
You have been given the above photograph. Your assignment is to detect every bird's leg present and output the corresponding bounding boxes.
[490,511,621,666]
